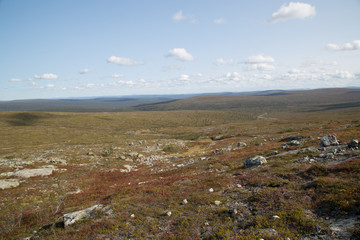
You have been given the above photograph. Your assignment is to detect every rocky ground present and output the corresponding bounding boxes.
[0,112,359,239]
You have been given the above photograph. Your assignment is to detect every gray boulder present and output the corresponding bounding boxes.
[321,135,339,147]
[237,142,247,147]
[348,139,359,149]
[63,204,103,227]
[244,156,267,168]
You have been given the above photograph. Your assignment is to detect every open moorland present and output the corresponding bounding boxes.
[0,88,360,239]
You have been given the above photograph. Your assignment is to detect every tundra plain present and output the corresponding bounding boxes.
[0,88,359,239]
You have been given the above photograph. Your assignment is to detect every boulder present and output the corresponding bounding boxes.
[244,156,267,168]
[348,139,359,149]
[321,135,339,147]
[63,204,103,227]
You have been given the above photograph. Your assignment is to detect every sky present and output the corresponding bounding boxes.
[0,0,359,100]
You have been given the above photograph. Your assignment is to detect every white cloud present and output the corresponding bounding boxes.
[79,68,90,74]
[112,74,124,78]
[9,78,22,82]
[34,73,58,80]
[173,10,187,21]
[333,70,355,79]
[192,73,203,77]
[214,18,226,24]
[246,64,275,71]
[244,54,275,71]
[178,74,190,81]
[167,48,195,61]
[46,84,55,88]
[214,58,234,66]
[107,56,144,66]
[326,40,360,51]
[269,2,316,23]
[245,54,274,64]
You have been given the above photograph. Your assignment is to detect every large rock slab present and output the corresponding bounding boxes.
[63,204,103,227]
[244,156,267,168]
[321,135,339,147]
[0,165,55,178]
[0,179,20,189]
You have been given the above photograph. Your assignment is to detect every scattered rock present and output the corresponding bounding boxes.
[244,156,267,168]
[272,215,281,220]
[181,199,188,205]
[272,151,278,155]
[63,204,104,227]
[237,142,247,147]
[0,179,20,189]
[209,188,214,193]
[289,140,300,146]
[212,135,224,141]
[214,200,221,206]
[130,214,135,218]
[280,136,303,142]
[166,211,172,217]
[227,208,237,215]
[326,153,335,159]
[348,139,359,149]
[86,152,94,156]
[321,135,339,147]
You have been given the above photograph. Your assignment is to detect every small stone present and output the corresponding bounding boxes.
[166,211,172,217]
[86,152,94,156]
[289,140,300,146]
[236,184,242,188]
[228,208,237,215]
[272,151,278,155]
[209,188,214,193]
[130,214,135,218]
[214,200,221,206]
[237,142,247,147]
[204,222,209,226]
[272,215,280,220]
[326,153,334,159]
[181,199,188,205]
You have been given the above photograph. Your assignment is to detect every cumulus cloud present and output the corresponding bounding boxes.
[214,18,226,24]
[269,2,316,23]
[9,78,22,82]
[107,56,144,66]
[244,54,275,71]
[167,48,195,61]
[46,84,55,88]
[34,73,58,79]
[326,40,360,51]
[245,54,275,64]
[214,58,234,66]
[112,74,124,78]
[173,10,187,21]
[79,68,90,74]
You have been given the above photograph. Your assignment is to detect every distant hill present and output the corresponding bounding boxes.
[0,88,359,112]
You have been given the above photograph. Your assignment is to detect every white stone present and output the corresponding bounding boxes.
[209,188,214,193]
[63,204,102,227]
[0,179,20,189]
[214,200,221,206]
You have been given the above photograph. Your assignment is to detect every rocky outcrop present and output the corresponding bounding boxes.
[0,165,55,178]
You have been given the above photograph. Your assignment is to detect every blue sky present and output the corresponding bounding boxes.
[1,0,359,100]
